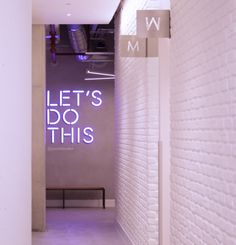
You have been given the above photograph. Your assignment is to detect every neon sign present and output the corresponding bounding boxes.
[46,90,102,144]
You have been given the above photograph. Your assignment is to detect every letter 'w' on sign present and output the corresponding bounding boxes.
[146,17,161,31]
[137,10,170,38]
[120,35,146,57]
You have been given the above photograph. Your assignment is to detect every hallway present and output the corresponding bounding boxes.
[32,208,132,245]
[1,0,236,245]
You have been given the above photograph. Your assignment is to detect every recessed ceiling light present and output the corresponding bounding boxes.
[67,13,72,17]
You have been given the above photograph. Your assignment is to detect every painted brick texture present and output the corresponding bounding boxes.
[170,0,236,244]
[115,0,161,244]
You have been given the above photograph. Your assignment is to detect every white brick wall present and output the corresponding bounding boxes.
[170,0,236,244]
[115,0,162,244]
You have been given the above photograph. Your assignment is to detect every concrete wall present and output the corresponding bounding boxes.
[32,25,46,231]
[0,1,32,244]
[170,0,236,244]
[115,0,169,244]
[46,55,115,202]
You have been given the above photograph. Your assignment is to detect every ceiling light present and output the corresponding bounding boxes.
[67,13,72,17]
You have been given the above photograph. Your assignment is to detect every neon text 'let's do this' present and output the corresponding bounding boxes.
[46,90,102,144]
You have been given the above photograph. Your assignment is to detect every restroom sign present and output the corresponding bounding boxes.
[120,10,170,57]
[137,10,170,38]
[120,36,146,57]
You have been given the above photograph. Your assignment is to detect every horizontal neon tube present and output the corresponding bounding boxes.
[84,77,115,81]
[87,70,115,77]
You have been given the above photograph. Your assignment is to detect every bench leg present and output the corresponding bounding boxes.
[102,188,105,209]
[62,189,65,209]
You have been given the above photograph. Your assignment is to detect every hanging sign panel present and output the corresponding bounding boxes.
[120,36,147,57]
[120,10,170,57]
[137,10,170,38]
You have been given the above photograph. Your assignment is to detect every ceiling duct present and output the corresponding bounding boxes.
[68,24,88,58]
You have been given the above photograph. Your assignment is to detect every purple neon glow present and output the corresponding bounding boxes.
[45,35,60,39]
[76,55,89,61]
[69,24,80,32]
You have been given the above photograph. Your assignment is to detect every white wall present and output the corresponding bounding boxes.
[46,55,115,202]
[32,25,46,231]
[115,1,169,244]
[170,0,236,244]
[0,0,32,244]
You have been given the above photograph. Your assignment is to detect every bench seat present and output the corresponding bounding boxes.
[46,187,105,209]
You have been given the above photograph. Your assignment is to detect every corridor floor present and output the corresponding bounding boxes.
[32,208,132,245]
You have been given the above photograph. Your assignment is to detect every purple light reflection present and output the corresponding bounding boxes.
[46,35,60,39]
[76,55,89,61]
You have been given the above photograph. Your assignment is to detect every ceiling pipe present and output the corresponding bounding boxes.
[68,24,88,61]
[49,24,57,64]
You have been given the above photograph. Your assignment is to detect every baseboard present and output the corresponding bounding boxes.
[46,199,116,208]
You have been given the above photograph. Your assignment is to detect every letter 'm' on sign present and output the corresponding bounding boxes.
[127,40,139,52]
[137,10,170,38]
[120,35,146,57]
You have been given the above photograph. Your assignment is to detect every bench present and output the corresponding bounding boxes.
[46,187,105,209]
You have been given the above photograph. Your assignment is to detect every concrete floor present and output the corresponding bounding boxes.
[32,208,132,245]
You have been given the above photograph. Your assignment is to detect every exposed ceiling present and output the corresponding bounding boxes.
[33,0,121,24]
